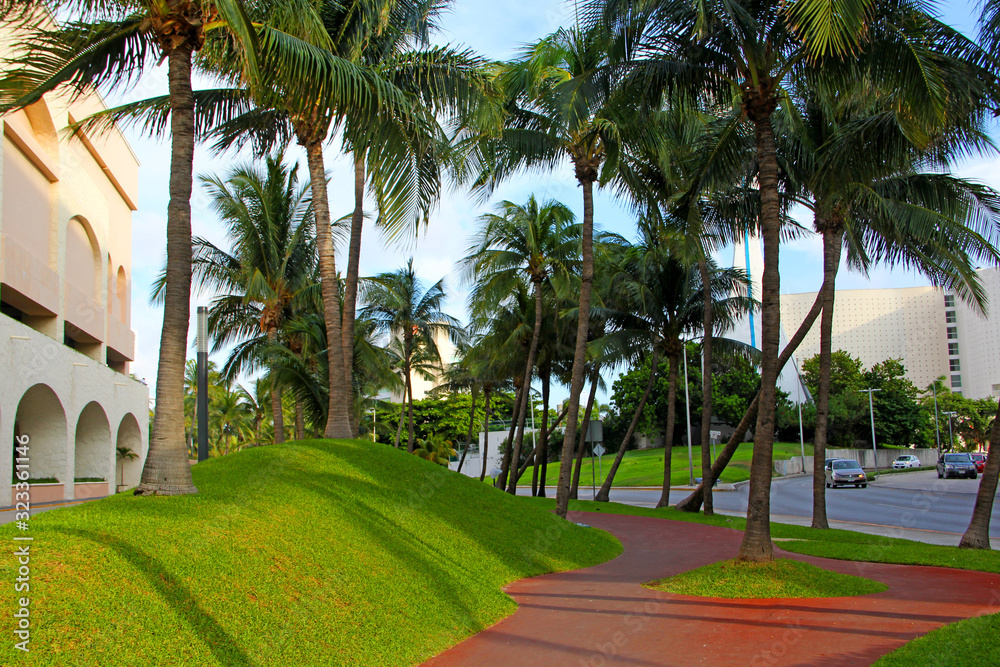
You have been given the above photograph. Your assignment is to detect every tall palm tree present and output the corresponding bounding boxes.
[467,25,641,517]
[358,260,461,451]
[775,88,1000,530]
[178,154,317,446]
[591,0,999,559]
[462,196,580,494]
[593,226,754,504]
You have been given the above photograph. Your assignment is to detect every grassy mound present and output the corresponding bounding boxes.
[875,612,1000,665]
[541,442,811,487]
[0,440,620,666]
[644,558,887,599]
[519,497,1000,574]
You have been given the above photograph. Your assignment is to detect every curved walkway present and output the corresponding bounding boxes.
[424,512,1000,666]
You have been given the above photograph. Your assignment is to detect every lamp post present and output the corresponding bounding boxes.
[943,411,957,452]
[931,380,942,454]
[860,388,881,473]
[196,306,209,463]
[682,340,694,486]
[793,359,806,461]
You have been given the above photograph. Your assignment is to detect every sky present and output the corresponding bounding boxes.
[111,0,996,405]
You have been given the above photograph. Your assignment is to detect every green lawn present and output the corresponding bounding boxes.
[0,439,620,666]
[644,558,887,598]
[875,612,1000,665]
[540,441,813,487]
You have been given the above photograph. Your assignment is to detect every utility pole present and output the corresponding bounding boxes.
[683,341,694,485]
[196,306,209,463]
[860,388,882,473]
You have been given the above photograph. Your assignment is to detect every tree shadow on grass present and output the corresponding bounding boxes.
[58,528,256,667]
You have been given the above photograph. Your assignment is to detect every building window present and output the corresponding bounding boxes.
[945,311,956,323]
[949,342,960,355]
[944,294,955,308]
[992,384,1000,398]
[947,326,958,339]
[952,375,963,388]
[950,359,961,371]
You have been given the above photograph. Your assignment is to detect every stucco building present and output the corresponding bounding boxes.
[1,18,149,505]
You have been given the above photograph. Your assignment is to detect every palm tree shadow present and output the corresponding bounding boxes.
[58,528,255,667]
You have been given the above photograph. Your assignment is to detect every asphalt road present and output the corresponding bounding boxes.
[571,470,1000,545]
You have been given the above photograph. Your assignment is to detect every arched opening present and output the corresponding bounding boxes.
[116,266,128,324]
[115,413,142,492]
[13,384,67,503]
[66,216,100,301]
[74,402,111,498]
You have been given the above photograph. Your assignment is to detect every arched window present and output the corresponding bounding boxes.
[116,266,128,323]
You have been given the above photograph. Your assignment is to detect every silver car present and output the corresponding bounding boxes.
[826,459,868,488]
[892,454,921,469]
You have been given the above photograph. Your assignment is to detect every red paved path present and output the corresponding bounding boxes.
[424,512,1000,666]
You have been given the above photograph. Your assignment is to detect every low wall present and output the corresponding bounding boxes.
[826,448,938,469]
[774,456,814,476]
[10,482,64,505]
[73,482,109,499]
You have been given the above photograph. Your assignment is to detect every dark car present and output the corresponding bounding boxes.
[970,453,987,473]
[937,452,978,479]
[825,459,868,488]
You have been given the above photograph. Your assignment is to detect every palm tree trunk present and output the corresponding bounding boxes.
[394,402,405,449]
[341,151,366,436]
[655,353,679,508]
[959,399,1000,548]
[532,371,551,496]
[496,380,524,489]
[268,328,286,445]
[556,175,597,519]
[302,141,353,439]
[480,387,493,482]
[597,346,659,502]
[699,257,716,515]
[136,45,198,496]
[506,278,545,494]
[812,225,845,530]
[406,358,416,453]
[571,369,601,500]
[675,259,829,513]
[739,110,782,562]
[457,387,477,474]
[295,399,305,441]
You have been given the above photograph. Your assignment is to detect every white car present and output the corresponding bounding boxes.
[892,454,922,469]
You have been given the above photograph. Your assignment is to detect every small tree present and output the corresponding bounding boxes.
[116,447,139,490]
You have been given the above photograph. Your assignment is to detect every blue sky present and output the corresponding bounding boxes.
[115,0,997,403]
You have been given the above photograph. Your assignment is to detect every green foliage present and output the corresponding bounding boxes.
[921,381,997,451]
[0,440,620,665]
[864,359,931,447]
[803,350,865,396]
[372,393,516,447]
[644,558,887,599]
[413,434,457,466]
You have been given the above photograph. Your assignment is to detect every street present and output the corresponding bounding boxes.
[569,470,1000,547]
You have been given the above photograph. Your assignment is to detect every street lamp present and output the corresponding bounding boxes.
[196,306,209,463]
[931,379,942,454]
[860,388,881,473]
[943,411,957,452]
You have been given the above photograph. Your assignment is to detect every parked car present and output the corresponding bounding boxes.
[937,453,978,479]
[826,459,868,488]
[970,453,987,473]
[892,455,922,469]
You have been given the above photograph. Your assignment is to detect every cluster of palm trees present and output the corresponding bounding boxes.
[6,0,1000,558]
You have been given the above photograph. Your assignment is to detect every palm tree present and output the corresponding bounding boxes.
[413,434,457,466]
[591,0,999,559]
[773,87,1000,530]
[593,226,754,504]
[467,25,641,517]
[358,260,461,452]
[462,196,580,494]
[177,153,317,446]
[116,447,138,490]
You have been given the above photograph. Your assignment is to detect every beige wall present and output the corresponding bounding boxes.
[0,16,139,368]
[780,286,950,392]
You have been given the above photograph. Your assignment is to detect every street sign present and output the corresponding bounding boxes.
[586,420,604,443]
[592,444,605,457]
